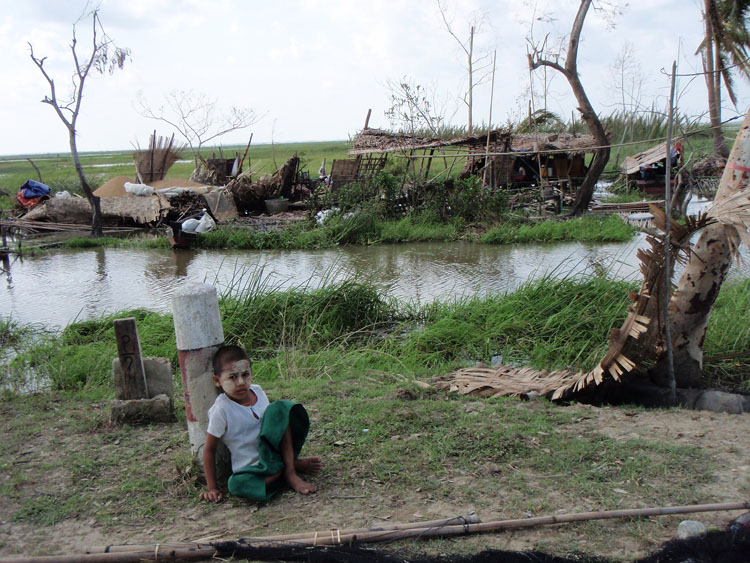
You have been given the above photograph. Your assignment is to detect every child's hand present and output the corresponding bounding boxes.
[200,488,223,502]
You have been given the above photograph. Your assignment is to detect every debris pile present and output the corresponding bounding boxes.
[228,155,300,213]
[190,156,241,186]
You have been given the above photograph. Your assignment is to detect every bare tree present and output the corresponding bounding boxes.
[436,0,492,136]
[137,90,259,165]
[29,9,130,236]
[608,41,647,167]
[384,78,447,136]
[528,0,616,216]
[609,41,646,116]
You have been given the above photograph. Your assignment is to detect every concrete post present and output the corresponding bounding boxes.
[172,283,227,471]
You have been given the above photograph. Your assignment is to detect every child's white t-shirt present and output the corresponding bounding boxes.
[206,385,270,472]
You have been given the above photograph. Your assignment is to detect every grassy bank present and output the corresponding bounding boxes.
[4,274,748,394]
[2,274,749,558]
[0,385,722,558]
[481,214,634,244]
[47,214,634,254]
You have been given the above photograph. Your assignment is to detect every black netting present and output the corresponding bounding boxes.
[209,526,750,563]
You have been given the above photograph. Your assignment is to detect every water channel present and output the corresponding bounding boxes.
[4,234,750,329]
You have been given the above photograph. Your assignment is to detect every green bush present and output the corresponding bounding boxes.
[420,177,508,222]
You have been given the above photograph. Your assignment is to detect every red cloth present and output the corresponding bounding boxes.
[16,191,42,208]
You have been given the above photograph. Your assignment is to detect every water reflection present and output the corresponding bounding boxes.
[144,248,196,282]
[2,237,748,329]
[1,254,12,289]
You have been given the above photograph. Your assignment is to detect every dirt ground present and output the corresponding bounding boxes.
[1,401,748,561]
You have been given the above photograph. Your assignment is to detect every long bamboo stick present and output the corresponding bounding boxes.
[0,547,217,563]
[85,514,481,553]
[241,499,750,547]
[250,512,480,542]
[3,501,747,563]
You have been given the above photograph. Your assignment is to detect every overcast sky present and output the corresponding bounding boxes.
[1,0,749,156]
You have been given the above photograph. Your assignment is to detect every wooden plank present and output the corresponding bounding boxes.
[113,318,149,399]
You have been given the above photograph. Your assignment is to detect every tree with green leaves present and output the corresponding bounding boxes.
[697,0,750,158]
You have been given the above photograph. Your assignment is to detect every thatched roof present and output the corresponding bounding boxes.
[349,128,598,156]
[510,132,598,155]
[622,141,681,175]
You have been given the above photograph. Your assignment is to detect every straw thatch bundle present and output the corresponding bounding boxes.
[133,132,185,183]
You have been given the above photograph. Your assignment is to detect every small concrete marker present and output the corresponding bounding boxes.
[113,317,148,399]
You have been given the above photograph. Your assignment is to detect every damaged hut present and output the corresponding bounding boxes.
[347,128,598,207]
[622,141,683,196]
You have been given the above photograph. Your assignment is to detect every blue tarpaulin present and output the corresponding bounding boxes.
[20,179,51,199]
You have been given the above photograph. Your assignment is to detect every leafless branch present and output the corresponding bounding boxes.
[137,90,261,164]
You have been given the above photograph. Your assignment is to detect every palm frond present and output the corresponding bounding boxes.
[708,189,750,248]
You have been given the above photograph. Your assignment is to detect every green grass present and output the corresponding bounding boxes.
[481,214,635,244]
[6,269,748,393]
[0,317,30,349]
[396,274,636,371]
[598,192,652,204]
[702,278,750,391]
[0,374,717,557]
[45,213,633,253]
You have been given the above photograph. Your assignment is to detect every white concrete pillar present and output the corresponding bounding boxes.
[172,283,225,463]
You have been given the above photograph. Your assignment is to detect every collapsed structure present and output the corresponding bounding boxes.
[8,134,241,235]
[337,128,598,208]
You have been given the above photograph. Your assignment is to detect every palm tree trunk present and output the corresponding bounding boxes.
[704,0,730,158]
[651,106,750,386]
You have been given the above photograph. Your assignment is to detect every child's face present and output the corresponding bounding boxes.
[213,359,253,404]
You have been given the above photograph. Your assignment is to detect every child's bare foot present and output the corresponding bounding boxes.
[286,472,317,495]
[295,457,322,475]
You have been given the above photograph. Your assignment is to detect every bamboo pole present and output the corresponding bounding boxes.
[223,513,478,543]
[664,60,677,405]
[263,500,750,547]
[0,547,218,563]
[86,514,481,553]
[4,500,746,563]
[482,50,497,188]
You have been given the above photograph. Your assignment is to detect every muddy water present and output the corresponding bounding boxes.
[4,235,749,329]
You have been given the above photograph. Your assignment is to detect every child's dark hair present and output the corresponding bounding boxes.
[213,345,251,375]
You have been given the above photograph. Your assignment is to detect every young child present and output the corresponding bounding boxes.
[200,345,322,502]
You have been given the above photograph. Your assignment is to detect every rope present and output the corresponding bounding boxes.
[663,56,750,77]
